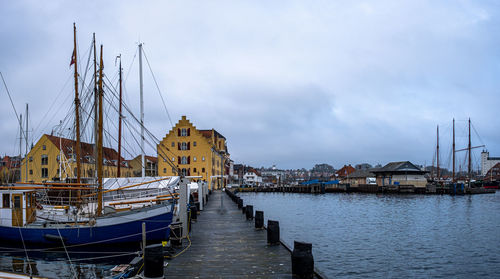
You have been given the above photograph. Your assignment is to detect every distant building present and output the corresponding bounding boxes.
[335,165,356,180]
[0,155,22,183]
[355,163,372,170]
[129,155,158,177]
[243,169,263,186]
[484,162,500,180]
[372,161,427,188]
[344,169,375,186]
[481,150,500,176]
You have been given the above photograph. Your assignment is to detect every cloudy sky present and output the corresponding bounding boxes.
[1,0,499,170]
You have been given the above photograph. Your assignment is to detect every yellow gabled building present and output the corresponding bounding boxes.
[20,134,132,183]
[157,116,229,190]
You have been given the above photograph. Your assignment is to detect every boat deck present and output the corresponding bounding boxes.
[164,190,294,278]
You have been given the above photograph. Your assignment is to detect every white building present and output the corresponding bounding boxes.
[243,170,263,186]
[481,150,500,176]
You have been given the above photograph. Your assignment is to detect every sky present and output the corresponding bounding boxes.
[1,0,499,170]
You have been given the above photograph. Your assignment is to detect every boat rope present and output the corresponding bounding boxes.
[56,227,78,278]
[17,227,33,277]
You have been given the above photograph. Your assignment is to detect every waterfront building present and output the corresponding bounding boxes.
[481,150,500,176]
[0,155,22,183]
[20,134,132,183]
[157,116,229,190]
[484,162,500,180]
[243,169,263,186]
[372,161,427,188]
[128,155,158,177]
[335,165,356,180]
[344,169,376,186]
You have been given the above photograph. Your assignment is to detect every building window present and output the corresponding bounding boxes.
[181,128,187,137]
[181,142,187,150]
[163,168,166,173]
[194,168,197,173]
[74,168,77,177]
[29,169,33,175]
[172,157,175,162]
[171,142,175,147]
[202,168,205,173]
[41,155,48,165]
[181,156,188,164]
[42,145,46,150]
[193,156,197,162]
[181,168,188,176]
[202,156,205,161]
[41,168,48,178]
[193,141,197,147]
[3,194,10,208]
[172,167,176,173]
[29,156,33,162]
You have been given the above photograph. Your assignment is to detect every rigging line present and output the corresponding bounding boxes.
[17,227,33,277]
[142,48,175,129]
[79,39,94,95]
[471,123,485,146]
[0,72,24,137]
[124,47,138,84]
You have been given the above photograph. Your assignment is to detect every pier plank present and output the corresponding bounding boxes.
[164,190,293,278]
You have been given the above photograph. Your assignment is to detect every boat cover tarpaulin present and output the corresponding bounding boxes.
[102,176,179,190]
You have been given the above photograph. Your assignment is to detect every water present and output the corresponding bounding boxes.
[238,191,500,278]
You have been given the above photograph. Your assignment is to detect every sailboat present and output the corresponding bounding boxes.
[0,24,175,247]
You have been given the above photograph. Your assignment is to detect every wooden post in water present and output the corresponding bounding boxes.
[142,222,146,257]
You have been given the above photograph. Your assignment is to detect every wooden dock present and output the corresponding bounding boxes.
[164,190,296,278]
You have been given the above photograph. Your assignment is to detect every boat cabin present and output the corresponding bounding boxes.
[0,190,37,227]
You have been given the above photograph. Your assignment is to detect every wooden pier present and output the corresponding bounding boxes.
[164,190,303,278]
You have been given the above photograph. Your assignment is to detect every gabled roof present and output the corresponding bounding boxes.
[44,134,127,166]
[198,129,226,140]
[371,161,425,174]
[348,169,375,178]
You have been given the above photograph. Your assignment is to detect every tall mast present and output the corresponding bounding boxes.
[93,33,98,179]
[73,23,82,183]
[117,55,123,177]
[139,43,145,177]
[19,114,22,164]
[468,118,472,181]
[452,118,455,182]
[96,45,104,216]
[25,104,28,182]
[436,125,440,180]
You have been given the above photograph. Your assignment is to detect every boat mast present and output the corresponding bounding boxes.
[468,118,472,181]
[139,43,145,177]
[25,104,28,182]
[96,45,104,216]
[19,114,22,168]
[93,33,98,180]
[73,23,82,184]
[436,125,440,180]
[117,55,123,177]
[452,118,455,182]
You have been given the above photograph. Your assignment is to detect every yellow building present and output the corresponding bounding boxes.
[129,155,158,177]
[157,116,229,190]
[20,134,132,183]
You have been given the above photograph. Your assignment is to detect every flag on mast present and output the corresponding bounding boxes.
[70,49,76,66]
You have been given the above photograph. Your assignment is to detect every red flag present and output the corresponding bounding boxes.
[70,49,75,66]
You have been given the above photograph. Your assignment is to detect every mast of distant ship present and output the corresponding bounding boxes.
[117,55,123,177]
[452,118,455,182]
[73,23,82,184]
[93,33,98,180]
[436,125,440,180]
[139,43,145,177]
[468,118,472,182]
[96,45,104,216]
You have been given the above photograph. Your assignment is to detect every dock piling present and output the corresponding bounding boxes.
[291,241,314,279]
[267,220,280,245]
[144,243,164,279]
[245,205,254,220]
[255,210,264,229]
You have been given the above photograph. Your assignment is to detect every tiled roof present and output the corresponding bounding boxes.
[44,134,128,167]
[348,169,375,178]
[372,161,425,173]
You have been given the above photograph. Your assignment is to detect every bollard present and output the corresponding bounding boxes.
[190,205,197,221]
[291,241,314,279]
[237,198,243,209]
[245,205,254,220]
[267,220,280,245]
[144,243,164,279]
[170,222,182,247]
[255,210,264,229]
[242,206,246,214]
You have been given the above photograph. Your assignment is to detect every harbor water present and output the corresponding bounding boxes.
[238,191,500,278]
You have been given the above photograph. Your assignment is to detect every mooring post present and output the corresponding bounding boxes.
[198,181,204,211]
[179,178,189,238]
[246,205,254,220]
[144,243,164,279]
[291,241,314,279]
[267,220,280,245]
[242,205,246,214]
[142,222,146,257]
[255,210,264,229]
